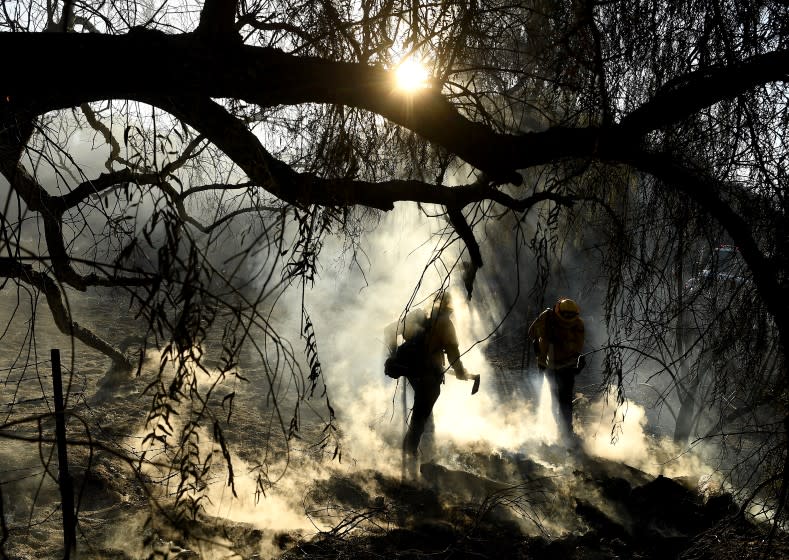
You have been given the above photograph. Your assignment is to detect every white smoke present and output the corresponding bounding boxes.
[579,387,717,482]
[280,203,572,467]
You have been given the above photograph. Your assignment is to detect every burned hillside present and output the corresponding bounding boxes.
[288,450,770,560]
[2,0,789,558]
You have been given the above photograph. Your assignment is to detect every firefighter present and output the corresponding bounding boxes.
[384,291,479,474]
[528,297,586,442]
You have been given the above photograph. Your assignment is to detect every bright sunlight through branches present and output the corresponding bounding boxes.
[394,58,430,91]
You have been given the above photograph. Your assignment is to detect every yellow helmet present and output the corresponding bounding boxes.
[554,298,580,322]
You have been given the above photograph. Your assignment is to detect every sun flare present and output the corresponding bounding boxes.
[394,59,430,91]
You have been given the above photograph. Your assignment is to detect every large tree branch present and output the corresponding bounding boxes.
[620,49,789,134]
[0,31,576,184]
[4,32,781,270]
[7,91,575,300]
[3,33,787,185]
[2,33,786,322]
[149,95,587,212]
[146,94,579,279]
[4,33,787,187]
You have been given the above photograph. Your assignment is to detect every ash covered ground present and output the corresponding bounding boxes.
[1,288,788,560]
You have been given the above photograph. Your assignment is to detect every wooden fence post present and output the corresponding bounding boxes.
[51,349,76,559]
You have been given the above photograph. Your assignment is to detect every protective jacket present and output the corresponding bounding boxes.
[428,310,470,376]
[384,308,468,378]
[528,308,585,370]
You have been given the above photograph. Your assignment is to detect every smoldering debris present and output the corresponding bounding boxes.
[285,448,764,560]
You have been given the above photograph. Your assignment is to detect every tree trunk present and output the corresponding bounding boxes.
[673,213,697,445]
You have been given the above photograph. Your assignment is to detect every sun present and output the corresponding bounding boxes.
[394,58,430,91]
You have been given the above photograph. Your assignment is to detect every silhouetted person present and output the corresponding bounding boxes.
[384,291,478,476]
[528,297,586,444]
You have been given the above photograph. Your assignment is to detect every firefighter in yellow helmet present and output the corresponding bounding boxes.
[528,297,586,442]
[384,291,479,473]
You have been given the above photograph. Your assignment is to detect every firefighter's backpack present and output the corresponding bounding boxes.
[385,315,431,379]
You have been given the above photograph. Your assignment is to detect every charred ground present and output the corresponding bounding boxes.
[1,290,788,560]
[285,448,786,560]
[11,377,786,560]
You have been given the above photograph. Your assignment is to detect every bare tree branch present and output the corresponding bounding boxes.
[0,258,132,370]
